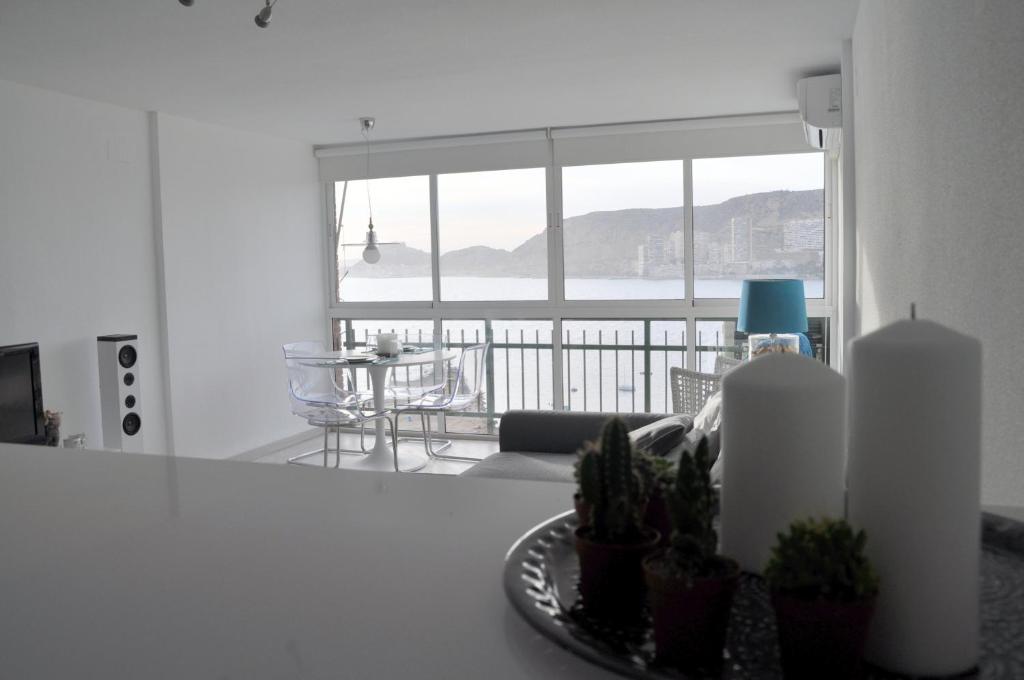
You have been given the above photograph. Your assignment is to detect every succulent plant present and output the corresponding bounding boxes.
[632,449,675,503]
[661,434,718,577]
[764,517,880,603]
[577,418,646,543]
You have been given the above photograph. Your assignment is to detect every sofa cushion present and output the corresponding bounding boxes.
[498,410,670,454]
[460,451,576,483]
[628,414,693,459]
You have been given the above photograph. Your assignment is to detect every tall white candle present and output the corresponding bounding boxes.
[720,353,846,573]
[847,319,981,675]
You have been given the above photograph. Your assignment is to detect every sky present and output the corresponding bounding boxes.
[336,152,824,261]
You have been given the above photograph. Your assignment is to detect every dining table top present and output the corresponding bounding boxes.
[304,348,459,368]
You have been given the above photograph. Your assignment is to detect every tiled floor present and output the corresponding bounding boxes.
[243,428,496,475]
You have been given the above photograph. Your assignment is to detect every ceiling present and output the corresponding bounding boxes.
[0,0,859,144]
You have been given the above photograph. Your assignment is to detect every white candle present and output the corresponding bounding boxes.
[847,319,981,675]
[720,353,846,573]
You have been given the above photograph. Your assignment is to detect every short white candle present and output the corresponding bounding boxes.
[847,319,981,675]
[720,353,846,573]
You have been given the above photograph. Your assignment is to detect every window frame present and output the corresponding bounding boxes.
[323,124,838,415]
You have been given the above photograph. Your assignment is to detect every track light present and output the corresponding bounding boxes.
[254,0,275,27]
[178,0,194,6]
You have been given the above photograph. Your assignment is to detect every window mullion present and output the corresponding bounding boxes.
[429,174,441,304]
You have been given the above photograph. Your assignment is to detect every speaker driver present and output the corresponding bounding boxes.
[125,395,136,408]
[122,413,141,436]
[118,345,137,369]
[123,372,135,386]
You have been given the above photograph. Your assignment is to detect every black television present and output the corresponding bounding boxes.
[0,342,46,445]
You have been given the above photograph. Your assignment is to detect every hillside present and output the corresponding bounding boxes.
[344,188,823,279]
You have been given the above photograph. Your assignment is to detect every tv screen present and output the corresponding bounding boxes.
[0,343,44,444]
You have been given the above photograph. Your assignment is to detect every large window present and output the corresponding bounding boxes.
[324,126,835,433]
[438,168,548,301]
[561,161,686,300]
[692,153,825,298]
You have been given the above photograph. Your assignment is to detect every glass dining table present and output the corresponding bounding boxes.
[309,348,459,471]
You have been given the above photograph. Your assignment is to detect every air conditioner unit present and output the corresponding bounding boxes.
[797,74,842,154]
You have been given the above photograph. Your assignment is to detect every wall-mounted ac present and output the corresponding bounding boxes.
[797,74,842,154]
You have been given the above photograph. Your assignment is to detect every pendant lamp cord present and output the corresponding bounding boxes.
[362,126,374,227]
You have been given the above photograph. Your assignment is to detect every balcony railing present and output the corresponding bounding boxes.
[334,318,827,436]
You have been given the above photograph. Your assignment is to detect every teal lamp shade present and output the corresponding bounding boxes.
[737,279,808,333]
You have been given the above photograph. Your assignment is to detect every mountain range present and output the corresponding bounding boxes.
[343,188,823,279]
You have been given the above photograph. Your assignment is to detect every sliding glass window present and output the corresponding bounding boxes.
[561,161,685,300]
[692,153,825,298]
[437,168,548,301]
[334,176,431,302]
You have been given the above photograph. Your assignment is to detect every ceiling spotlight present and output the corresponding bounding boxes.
[178,0,194,6]
[254,0,275,27]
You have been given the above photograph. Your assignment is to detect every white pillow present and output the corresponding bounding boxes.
[693,390,723,433]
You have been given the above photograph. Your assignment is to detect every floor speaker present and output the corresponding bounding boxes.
[97,334,143,452]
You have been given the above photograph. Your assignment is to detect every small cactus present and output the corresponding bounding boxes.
[577,418,645,543]
[764,518,879,602]
[663,434,718,577]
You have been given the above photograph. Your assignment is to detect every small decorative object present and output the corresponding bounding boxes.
[737,279,807,358]
[63,433,86,449]
[575,418,659,621]
[643,435,740,672]
[719,352,846,573]
[847,312,981,675]
[375,333,403,357]
[764,517,879,680]
[43,410,61,447]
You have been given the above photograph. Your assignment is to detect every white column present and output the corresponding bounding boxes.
[720,353,846,573]
[847,319,981,675]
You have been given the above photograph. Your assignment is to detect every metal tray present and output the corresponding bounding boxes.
[503,510,1024,679]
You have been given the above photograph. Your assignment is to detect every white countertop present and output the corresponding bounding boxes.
[0,443,613,680]
[3,443,1020,679]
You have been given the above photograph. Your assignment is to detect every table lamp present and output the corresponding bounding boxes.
[737,279,807,358]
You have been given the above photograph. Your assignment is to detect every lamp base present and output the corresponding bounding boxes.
[748,333,800,359]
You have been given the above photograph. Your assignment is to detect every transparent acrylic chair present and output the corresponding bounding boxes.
[385,332,448,407]
[392,343,489,462]
[282,341,396,467]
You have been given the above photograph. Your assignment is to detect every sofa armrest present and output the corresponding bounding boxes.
[498,410,668,454]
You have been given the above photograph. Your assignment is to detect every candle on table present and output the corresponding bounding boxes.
[847,319,981,675]
[720,353,846,573]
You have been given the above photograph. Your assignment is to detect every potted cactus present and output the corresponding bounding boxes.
[764,518,879,680]
[575,418,660,621]
[642,434,740,672]
[574,441,672,534]
[633,450,675,547]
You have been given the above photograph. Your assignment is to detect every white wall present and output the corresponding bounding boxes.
[853,1,1024,504]
[0,79,169,453]
[154,114,323,459]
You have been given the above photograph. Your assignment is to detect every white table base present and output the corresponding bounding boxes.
[352,364,427,472]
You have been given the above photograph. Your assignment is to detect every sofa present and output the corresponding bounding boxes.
[461,410,698,483]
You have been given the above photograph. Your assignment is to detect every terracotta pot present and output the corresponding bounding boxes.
[643,494,672,548]
[575,526,660,622]
[573,494,591,527]
[771,592,876,680]
[643,553,740,672]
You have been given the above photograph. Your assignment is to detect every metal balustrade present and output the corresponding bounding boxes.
[332,317,824,437]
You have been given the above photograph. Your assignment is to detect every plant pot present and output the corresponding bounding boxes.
[771,592,876,680]
[643,494,672,548]
[575,526,660,622]
[643,553,740,672]
[574,494,591,527]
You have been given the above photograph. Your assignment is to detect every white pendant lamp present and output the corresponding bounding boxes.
[338,117,397,264]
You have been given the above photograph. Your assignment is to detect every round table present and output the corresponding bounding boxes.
[324,349,458,472]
